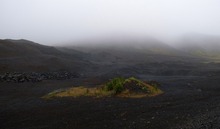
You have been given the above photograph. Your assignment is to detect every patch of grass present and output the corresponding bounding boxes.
[104,77,162,94]
[42,77,163,99]
[104,77,125,94]
[42,86,113,99]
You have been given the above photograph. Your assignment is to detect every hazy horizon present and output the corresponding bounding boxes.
[1,0,220,45]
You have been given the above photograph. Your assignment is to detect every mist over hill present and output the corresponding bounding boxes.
[59,34,220,77]
[1,34,220,77]
[1,1,220,128]
[60,36,192,63]
[175,33,220,59]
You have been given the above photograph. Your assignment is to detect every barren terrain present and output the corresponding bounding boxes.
[1,39,220,129]
[1,75,220,129]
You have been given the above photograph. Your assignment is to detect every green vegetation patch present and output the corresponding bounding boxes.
[42,77,163,99]
[104,77,163,97]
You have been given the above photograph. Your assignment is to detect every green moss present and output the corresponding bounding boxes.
[104,77,161,95]
[104,77,125,94]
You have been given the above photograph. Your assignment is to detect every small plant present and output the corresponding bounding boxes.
[104,77,125,94]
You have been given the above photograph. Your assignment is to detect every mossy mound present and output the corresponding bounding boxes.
[42,77,163,99]
[104,77,163,97]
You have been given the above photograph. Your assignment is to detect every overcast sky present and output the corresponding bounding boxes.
[0,0,220,45]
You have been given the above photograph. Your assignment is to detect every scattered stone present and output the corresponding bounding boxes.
[0,71,80,83]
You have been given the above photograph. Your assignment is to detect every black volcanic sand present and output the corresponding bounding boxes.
[0,76,220,129]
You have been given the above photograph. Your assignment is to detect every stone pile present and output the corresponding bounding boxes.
[0,71,80,83]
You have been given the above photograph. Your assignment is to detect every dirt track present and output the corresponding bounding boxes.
[0,76,220,129]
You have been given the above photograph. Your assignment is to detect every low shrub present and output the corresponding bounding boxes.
[104,77,125,94]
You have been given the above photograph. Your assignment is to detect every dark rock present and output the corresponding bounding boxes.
[0,71,80,83]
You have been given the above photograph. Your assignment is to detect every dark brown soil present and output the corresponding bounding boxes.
[0,76,220,129]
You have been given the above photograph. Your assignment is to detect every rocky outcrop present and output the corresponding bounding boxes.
[0,71,80,83]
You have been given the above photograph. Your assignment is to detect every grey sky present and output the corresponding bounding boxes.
[0,0,220,45]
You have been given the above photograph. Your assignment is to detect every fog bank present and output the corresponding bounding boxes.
[0,0,220,45]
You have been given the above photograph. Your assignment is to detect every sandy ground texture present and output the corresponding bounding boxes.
[0,76,220,129]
